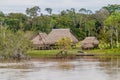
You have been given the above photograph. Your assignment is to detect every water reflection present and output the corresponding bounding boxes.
[0,56,120,80]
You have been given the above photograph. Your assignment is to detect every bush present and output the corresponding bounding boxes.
[56,37,72,50]
[99,41,110,49]
[0,27,31,59]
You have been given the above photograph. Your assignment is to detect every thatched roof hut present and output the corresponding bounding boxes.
[81,37,99,50]
[31,33,48,49]
[46,29,78,45]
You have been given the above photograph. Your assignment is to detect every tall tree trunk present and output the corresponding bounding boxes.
[88,30,91,36]
[110,32,113,49]
[115,29,119,47]
[110,27,113,49]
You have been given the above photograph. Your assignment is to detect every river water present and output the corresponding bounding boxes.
[0,56,120,80]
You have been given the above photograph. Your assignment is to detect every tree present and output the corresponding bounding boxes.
[60,10,66,16]
[32,15,52,33]
[79,8,92,14]
[94,8,110,22]
[93,8,110,36]
[5,18,20,32]
[79,8,87,14]
[86,10,92,15]
[103,4,120,14]
[56,37,72,50]
[0,11,5,27]
[45,8,52,15]
[26,6,41,18]
[0,11,4,17]
[0,27,31,60]
[70,8,76,14]
[6,13,28,30]
[105,11,120,48]
[85,20,96,36]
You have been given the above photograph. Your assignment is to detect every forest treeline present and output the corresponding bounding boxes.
[0,4,120,49]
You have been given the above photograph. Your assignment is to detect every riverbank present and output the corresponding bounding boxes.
[28,49,79,59]
[0,48,120,62]
[86,48,120,55]
[28,48,120,59]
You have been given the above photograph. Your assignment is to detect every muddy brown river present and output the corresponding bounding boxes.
[0,57,120,80]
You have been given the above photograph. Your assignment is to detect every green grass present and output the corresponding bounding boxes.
[28,48,120,59]
[28,49,79,58]
[84,48,120,60]
[28,50,59,58]
[85,48,120,55]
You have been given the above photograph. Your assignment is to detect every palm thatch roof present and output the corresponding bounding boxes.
[46,29,78,45]
[81,37,99,49]
[31,33,47,46]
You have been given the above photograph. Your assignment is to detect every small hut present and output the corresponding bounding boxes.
[31,33,48,49]
[46,29,78,48]
[81,37,99,50]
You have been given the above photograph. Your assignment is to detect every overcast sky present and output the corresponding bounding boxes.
[0,0,120,14]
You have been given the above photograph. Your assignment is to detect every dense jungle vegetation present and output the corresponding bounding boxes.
[0,4,120,50]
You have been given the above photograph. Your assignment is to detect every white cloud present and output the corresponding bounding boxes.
[0,0,120,13]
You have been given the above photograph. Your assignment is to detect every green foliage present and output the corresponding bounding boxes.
[56,37,72,49]
[45,8,52,15]
[1,5,120,50]
[94,8,110,22]
[103,4,120,14]
[75,41,82,49]
[28,49,78,58]
[86,48,120,55]
[99,41,110,49]
[32,16,52,33]
[105,11,120,48]
[28,50,60,58]
[5,18,20,31]
[26,6,41,18]
[0,11,4,17]
[79,8,92,14]
[0,7,104,42]
[105,11,120,27]
[98,29,110,43]
[85,20,96,36]
[0,27,31,57]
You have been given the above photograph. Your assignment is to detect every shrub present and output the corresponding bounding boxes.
[56,37,72,50]
[0,27,31,59]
